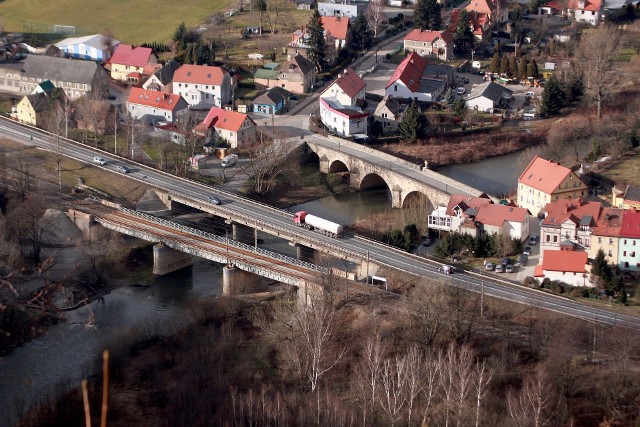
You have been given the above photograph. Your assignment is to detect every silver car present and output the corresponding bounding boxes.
[93,156,106,165]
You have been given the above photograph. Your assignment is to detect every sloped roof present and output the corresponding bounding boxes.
[320,97,368,119]
[22,55,102,85]
[542,198,602,227]
[110,44,154,67]
[593,207,623,237]
[623,185,640,203]
[405,29,453,44]
[281,54,315,75]
[253,87,292,105]
[620,209,640,238]
[386,52,427,92]
[321,16,350,40]
[153,60,181,85]
[540,250,588,273]
[445,194,493,216]
[55,34,120,51]
[518,155,576,194]
[475,203,528,227]
[326,68,365,99]
[466,81,513,102]
[126,87,186,112]
[173,64,228,86]
[374,95,401,117]
[568,0,602,11]
[196,107,254,133]
[466,0,493,15]
[254,68,279,80]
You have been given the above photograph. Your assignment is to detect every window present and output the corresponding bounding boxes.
[624,251,627,256]
[625,240,627,244]
[609,238,614,244]
[608,250,613,256]
[633,252,637,257]
[598,237,602,244]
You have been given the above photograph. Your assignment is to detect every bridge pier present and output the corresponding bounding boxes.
[66,209,97,240]
[391,185,403,209]
[153,243,194,275]
[289,242,313,261]
[222,264,264,295]
[154,190,175,210]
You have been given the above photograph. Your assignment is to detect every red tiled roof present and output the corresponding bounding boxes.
[321,16,350,40]
[405,29,453,44]
[533,264,544,277]
[518,156,576,194]
[111,44,154,68]
[475,203,528,227]
[620,209,640,238]
[173,64,228,86]
[542,198,602,227]
[466,0,493,14]
[592,207,623,237]
[449,10,488,36]
[445,194,493,216]
[196,107,253,133]
[386,52,427,92]
[126,87,184,111]
[325,68,365,100]
[540,250,588,273]
[567,0,602,11]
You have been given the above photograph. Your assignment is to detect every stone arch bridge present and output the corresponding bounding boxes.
[306,138,484,209]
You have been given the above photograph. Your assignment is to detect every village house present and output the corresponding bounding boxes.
[319,68,368,137]
[126,87,188,125]
[539,198,602,256]
[15,85,67,127]
[534,250,593,287]
[589,207,623,267]
[567,0,603,25]
[428,194,493,234]
[194,107,257,148]
[385,52,447,103]
[466,0,509,25]
[296,0,317,9]
[403,29,453,61]
[612,185,640,210]
[253,87,291,115]
[317,1,368,20]
[320,16,352,51]
[287,26,337,66]
[464,81,513,113]
[109,44,158,82]
[54,34,119,61]
[618,209,640,271]
[143,60,181,93]
[254,55,316,95]
[373,95,402,134]
[449,9,490,41]
[172,64,232,110]
[517,156,588,217]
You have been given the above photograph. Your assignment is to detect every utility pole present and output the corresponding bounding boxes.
[254,219,258,250]
[480,280,484,318]
[114,108,118,154]
[366,250,370,285]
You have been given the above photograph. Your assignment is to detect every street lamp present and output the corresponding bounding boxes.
[471,50,476,64]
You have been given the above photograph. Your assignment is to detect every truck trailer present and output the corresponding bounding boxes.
[294,211,343,238]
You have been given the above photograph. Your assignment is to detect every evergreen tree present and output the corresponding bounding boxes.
[529,59,540,79]
[414,0,442,31]
[443,87,456,108]
[540,76,565,116]
[173,22,187,52]
[453,10,474,53]
[489,52,500,73]
[399,101,427,142]
[591,249,612,285]
[517,56,527,81]
[307,10,327,72]
[352,14,373,52]
[256,0,267,11]
[453,97,466,117]
[499,53,510,75]
[508,56,518,78]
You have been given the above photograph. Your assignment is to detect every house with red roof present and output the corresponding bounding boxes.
[287,26,337,66]
[612,185,640,210]
[449,9,490,42]
[618,209,640,271]
[540,198,603,256]
[589,207,623,266]
[126,88,188,125]
[533,250,593,287]
[171,64,232,110]
[567,0,603,25]
[109,44,158,82]
[517,156,588,217]
[466,0,509,24]
[404,29,453,61]
[385,52,447,103]
[319,68,368,136]
[320,16,352,51]
[194,107,257,148]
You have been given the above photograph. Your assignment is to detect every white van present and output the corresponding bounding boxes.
[221,154,238,168]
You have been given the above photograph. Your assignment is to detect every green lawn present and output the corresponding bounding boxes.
[0,0,234,45]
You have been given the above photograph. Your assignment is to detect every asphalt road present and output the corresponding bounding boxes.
[2,117,640,331]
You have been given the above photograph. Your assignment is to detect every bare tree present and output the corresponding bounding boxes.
[473,359,492,427]
[366,0,386,40]
[355,334,385,424]
[379,355,407,426]
[507,368,557,427]
[577,25,622,119]
[420,350,440,425]
[405,283,446,348]
[102,28,118,59]
[84,229,121,286]
[403,346,424,426]
[264,0,286,34]
[241,133,295,196]
[75,97,113,148]
[10,154,33,201]
[5,194,51,265]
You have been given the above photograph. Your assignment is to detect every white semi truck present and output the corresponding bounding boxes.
[293,211,344,238]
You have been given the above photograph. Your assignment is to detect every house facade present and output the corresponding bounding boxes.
[618,209,640,271]
[287,27,337,66]
[385,52,447,103]
[567,0,603,25]
[320,16,352,51]
[539,198,602,257]
[55,34,119,61]
[109,44,158,82]
[16,89,66,127]
[319,68,368,137]
[589,207,622,266]
[517,156,588,217]
[464,81,513,113]
[403,29,453,61]
[373,95,402,134]
[428,194,493,235]
[194,107,257,148]
[172,64,232,110]
[143,60,181,93]
[534,250,593,287]
[318,1,367,19]
[126,87,188,124]
[254,55,316,94]
[612,185,640,210]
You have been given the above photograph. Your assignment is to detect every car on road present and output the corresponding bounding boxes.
[116,165,130,174]
[438,264,454,274]
[495,264,504,273]
[290,95,300,101]
[519,254,528,266]
[93,156,106,165]
[208,196,222,205]
[526,91,535,97]
[505,264,514,273]
[528,235,539,245]
[485,262,495,271]
[422,237,434,247]
[456,87,466,95]
[523,246,532,256]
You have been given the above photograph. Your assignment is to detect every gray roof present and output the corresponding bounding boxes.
[417,77,446,94]
[282,54,314,75]
[467,81,513,102]
[254,87,292,105]
[154,60,180,85]
[375,95,401,116]
[580,215,593,226]
[55,34,119,51]
[423,63,454,78]
[22,55,101,85]
[624,185,640,202]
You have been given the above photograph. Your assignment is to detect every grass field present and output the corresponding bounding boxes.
[0,0,234,45]
[601,148,640,188]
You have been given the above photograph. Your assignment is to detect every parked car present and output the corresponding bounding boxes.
[422,237,434,247]
[501,257,510,266]
[93,156,106,165]
[116,165,130,174]
[519,254,528,266]
[208,196,222,205]
[485,262,495,271]
[505,264,514,273]
[523,246,532,256]
[528,235,539,245]
[495,264,504,273]
[290,95,300,101]
[456,87,466,95]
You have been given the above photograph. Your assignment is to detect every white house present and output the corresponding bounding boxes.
[194,107,257,148]
[373,95,402,133]
[172,64,232,110]
[465,81,513,113]
[534,250,593,287]
[55,34,119,61]
[428,194,494,235]
[319,68,368,137]
[318,1,367,19]
[385,52,447,103]
[567,0,603,25]
[126,87,188,124]
[474,203,530,241]
[403,29,453,61]
[143,60,181,93]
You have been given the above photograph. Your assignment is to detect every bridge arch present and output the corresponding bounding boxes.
[359,173,390,191]
[328,159,349,173]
